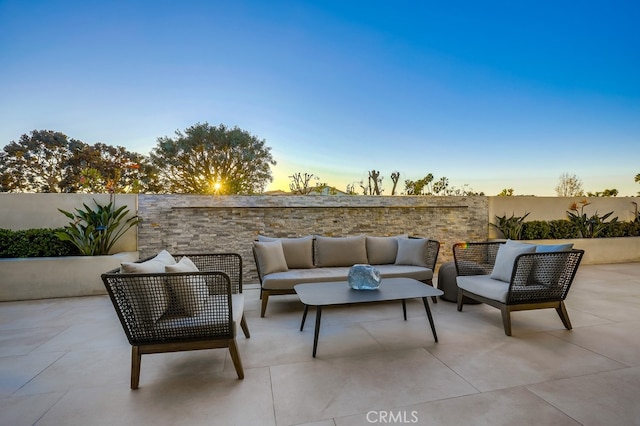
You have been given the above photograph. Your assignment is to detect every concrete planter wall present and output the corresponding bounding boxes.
[522,237,640,265]
[0,252,138,302]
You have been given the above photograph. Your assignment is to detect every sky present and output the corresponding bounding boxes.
[1,0,639,196]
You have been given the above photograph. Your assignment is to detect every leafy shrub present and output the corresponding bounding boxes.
[490,212,530,239]
[566,200,618,238]
[56,198,139,256]
[0,228,80,258]
[521,221,552,240]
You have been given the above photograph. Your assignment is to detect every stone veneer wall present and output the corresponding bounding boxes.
[138,195,488,284]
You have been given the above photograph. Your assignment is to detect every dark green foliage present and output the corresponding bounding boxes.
[0,228,79,258]
[521,221,552,240]
[491,212,530,240]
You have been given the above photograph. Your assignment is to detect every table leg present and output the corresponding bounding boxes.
[300,305,309,331]
[422,297,438,342]
[313,306,322,357]
[402,300,407,320]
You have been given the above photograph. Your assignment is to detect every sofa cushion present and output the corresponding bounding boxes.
[366,236,402,265]
[165,256,209,316]
[315,236,368,267]
[457,275,509,303]
[261,264,433,290]
[254,240,289,276]
[258,235,314,268]
[395,238,429,267]
[490,242,536,282]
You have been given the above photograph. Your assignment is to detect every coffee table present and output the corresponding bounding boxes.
[294,278,444,357]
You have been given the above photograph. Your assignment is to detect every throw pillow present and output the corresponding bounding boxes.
[366,236,401,265]
[258,235,314,268]
[254,240,289,275]
[394,238,429,267]
[490,243,536,282]
[166,256,209,316]
[118,258,169,324]
[314,236,368,267]
[152,249,177,265]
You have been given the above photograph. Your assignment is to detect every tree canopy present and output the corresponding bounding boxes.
[149,123,276,194]
[0,130,160,193]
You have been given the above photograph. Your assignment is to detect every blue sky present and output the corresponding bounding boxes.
[1,0,639,195]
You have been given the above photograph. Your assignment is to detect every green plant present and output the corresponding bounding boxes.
[55,198,140,255]
[521,220,552,240]
[490,212,530,240]
[566,200,618,238]
[0,228,79,258]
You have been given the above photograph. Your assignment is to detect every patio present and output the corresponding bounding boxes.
[1,263,639,426]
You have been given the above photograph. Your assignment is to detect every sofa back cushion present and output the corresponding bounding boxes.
[257,235,314,268]
[315,235,368,267]
[366,235,405,265]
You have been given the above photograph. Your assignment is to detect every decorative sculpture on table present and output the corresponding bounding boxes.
[348,264,382,290]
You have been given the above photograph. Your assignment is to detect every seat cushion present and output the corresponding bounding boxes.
[457,275,509,303]
[261,265,433,290]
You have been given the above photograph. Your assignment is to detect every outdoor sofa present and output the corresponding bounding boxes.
[252,235,440,317]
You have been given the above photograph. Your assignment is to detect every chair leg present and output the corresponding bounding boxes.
[228,339,244,379]
[500,307,512,336]
[555,301,573,330]
[260,291,269,318]
[240,314,250,338]
[457,289,464,312]
[131,346,141,390]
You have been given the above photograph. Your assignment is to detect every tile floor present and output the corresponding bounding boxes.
[1,263,639,426]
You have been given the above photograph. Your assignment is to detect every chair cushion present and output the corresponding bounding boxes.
[315,236,368,267]
[119,256,171,324]
[535,243,574,252]
[457,275,510,303]
[366,235,404,264]
[395,237,428,267]
[254,240,289,275]
[258,235,314,268]
[490,242,536,282]
[165,256,209,316]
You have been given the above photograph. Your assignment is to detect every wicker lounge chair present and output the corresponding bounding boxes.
[102,252,249,389]
[453,241,584,336]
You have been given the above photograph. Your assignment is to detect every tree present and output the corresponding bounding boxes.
[359,169,383,195]
[586,189,618,197]
[0,130,77,192]
[149,123,276,194]
[404,173,434,195]
[498,188,514,196]
[555,173,584,197]
[635,173,640,195]
[289,172,318,195]
[390,171,400,195]
[0,130,158,193]
[432,177,449,195]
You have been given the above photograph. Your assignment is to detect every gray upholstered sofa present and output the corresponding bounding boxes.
[252,235,440,317]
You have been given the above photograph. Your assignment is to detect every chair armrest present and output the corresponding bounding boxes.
[453,242,504,276]
[425,239,440,271]
[506,250,584,303]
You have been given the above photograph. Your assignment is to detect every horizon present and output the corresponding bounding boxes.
[1,1,639,196]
